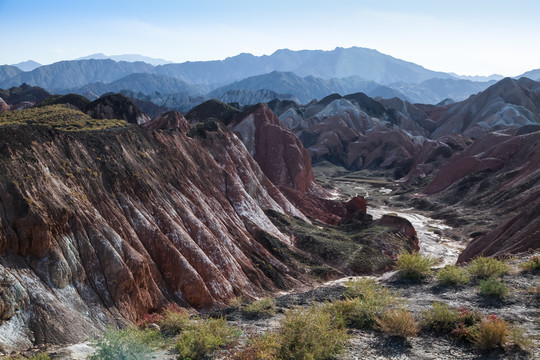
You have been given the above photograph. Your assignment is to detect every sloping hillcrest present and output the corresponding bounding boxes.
[0,83,52,111]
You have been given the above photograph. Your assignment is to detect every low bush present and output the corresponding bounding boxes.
[89,326,163,360]
[436,265,471,286]
[228,296,244,309]
[175,317,240,360]
[422,302,485,343]
[158,305,191,336]
[243,297,276,318]
[421,301,460,332]
[339,279,402,328]
[375,308,418,338]
[33,354,50,360]
[478,277,509,298]
[467,256,509,279]
[9,353,51,360]
[277,306,349,360]
[396,251,436,280]
[508,324,533,350]
[519,256,540,272]
[232,333,281,360]
[473,314,509,350]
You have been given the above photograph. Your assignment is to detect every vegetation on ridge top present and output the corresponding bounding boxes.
[0,104,128,131]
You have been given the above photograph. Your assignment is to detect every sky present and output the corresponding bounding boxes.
[1,0,539,77]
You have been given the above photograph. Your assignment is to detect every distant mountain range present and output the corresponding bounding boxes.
[11,60,42,72]
[76,53,172,66]
[2,47,539,110]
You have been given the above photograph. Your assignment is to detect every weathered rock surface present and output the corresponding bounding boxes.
[229,103,321,195]
[458,203,540,262]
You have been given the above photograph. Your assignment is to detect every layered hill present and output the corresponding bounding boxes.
[430,77,540,138]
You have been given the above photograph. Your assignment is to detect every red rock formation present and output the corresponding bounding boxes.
[142,111,191,131]
[230,103,323,195]
[376,214,419,252]
[457,202,540,262]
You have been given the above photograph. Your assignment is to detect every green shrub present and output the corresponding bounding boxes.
[436,265,471,286]
[473,314,509,350]
[243,297,276,318]
[375,309,418,338]
[339,279,402,328]
[508,324,533,350]
[478,277,508,298]
[158,305,191,336]
[232,333,281,360]
[228,296,244,309]
[89,326,163,360]
[467,256,509,279]
[421,301,461,332]
[0,105,128,131]
[175,317,240,360]
[520,256,540,272]
[7,353,51,360]
[277,306,349,360]
[396,251,436,280]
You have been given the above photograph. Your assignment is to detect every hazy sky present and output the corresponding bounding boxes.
[1,0,539,76]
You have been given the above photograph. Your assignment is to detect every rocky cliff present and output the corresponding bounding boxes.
[0,122,308,349]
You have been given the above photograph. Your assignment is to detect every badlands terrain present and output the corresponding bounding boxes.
[0,49,539,358]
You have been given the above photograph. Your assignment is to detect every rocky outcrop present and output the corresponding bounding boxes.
[230,103,321,195]
[85,93,151,124]
[142,111,191,131]
[457,202,540,262]
[376,215,419,252]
